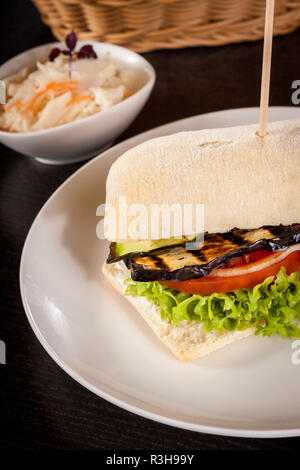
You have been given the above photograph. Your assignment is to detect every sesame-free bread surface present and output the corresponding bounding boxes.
[104,119,300,241]
[103,262,254,361]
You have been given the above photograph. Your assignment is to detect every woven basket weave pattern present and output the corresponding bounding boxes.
[32,0,300,52]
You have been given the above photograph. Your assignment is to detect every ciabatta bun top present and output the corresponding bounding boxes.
[105,118,300,241]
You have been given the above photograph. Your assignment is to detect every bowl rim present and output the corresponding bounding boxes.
[0,41,156,138]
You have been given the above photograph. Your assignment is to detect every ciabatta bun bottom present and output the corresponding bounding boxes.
[102,262,255,361]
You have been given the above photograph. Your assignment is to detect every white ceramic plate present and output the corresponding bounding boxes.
[20,107,300,438]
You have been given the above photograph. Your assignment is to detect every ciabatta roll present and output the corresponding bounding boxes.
[103,118,300,361]
[105,119,300,241]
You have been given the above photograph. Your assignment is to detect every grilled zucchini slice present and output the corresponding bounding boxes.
[107,235,196,263]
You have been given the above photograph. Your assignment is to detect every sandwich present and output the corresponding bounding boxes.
[102,118,300,361]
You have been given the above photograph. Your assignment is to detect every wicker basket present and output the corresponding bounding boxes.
[32,0,300,52]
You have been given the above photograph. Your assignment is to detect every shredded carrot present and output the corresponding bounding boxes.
[5,81,131,120]
[68,94,91,105]
[23,80,78,112]
[24,83,55,111]
[5,80,93,120]
[5,99,23,112]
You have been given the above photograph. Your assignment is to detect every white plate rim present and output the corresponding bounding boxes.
[19,107,300,439]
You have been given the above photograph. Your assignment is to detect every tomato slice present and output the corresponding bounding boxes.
[160,245,300,295]
[224,250,271,268]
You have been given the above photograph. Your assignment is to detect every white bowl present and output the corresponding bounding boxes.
[0,42,155,164]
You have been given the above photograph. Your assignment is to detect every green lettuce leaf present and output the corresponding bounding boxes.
[124,267,300,338]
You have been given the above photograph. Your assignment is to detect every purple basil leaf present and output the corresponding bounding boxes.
[49,47,61,62]
[77,45,97,59]
[65,31,77,52]
[62,49,71,56]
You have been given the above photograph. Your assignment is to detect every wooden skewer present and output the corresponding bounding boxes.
[258,0,275,137]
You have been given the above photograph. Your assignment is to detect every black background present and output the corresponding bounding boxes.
[1,0,300,450]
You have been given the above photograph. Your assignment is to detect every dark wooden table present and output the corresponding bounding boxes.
[1,0,300,450]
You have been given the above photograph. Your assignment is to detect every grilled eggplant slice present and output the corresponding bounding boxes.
[128,224,300,282]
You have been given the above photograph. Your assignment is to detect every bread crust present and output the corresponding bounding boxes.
[103,262,254,361]
[104,118,300,241]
